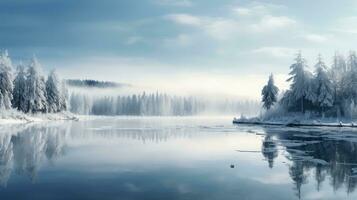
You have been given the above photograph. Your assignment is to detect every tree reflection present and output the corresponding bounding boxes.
[0,123,69,186]
[261,135,278,168]
[261,127,357,198]
[0,121,195,187]
[0,133,13,187]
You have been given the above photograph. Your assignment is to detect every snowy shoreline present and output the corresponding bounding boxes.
[232,117,357,128]
[0,110,78,125]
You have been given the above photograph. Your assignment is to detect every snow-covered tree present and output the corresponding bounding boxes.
[331,52,346,78]
[329,52,346,114]
[347,51,357,71]
[59,80,68,111]
[261,74,279,110]
[25,57,47,113]
[12,63,27,112]
[341,51,357,104]
[314,55,333,116]
[286,52,310,112]
[304,71,317,104]
[46,70,61,112]
[0,50,13,109]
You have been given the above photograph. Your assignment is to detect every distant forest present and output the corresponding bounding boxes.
[69,92,259,116]
[66,79,128,88]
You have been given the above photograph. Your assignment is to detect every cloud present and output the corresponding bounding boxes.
[153,0,192,7]
[166,5,296,41]
[233,8,252,16]
[232,5,267,17]
[252,46,297,58]
[166,13,295,41]
[165,14,202,26]
[332,16,357,34]
[166,14,240,41]
[232,2,286,17]
[250,15,296,32]
[204,19,239,40]
[125,36,143,45]
[302,34,329,43]
[164,34,193,47]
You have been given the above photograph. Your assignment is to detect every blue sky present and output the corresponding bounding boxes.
[2,0,357,98]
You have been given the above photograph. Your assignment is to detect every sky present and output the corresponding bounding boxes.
[1,0,357,99]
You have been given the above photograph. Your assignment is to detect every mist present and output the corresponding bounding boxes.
[67,83,261,117]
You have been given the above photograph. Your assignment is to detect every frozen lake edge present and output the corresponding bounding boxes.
[0,111,79,125]
[233,118,357,128]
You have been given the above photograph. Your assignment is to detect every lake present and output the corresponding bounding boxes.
[1,116,357,200]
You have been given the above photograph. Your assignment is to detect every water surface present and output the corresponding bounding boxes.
[1,117,357,200]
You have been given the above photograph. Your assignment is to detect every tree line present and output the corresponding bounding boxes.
[262,51,357,118]
[69,92,259,116]
[66,79,124,88]
[0,50,67,113]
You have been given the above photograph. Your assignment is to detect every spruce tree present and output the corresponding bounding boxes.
[12,63,27,112]
[46,70,61,112]
[262,74,279,110]
[25,57,47,113]
[314,55,333,116]
[287,52,309,112]
[0,50,13,109]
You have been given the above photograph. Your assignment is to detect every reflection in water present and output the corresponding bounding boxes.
[0,123,69,186]
[0,120,197,187]
[2,119,357,199]
[261,135,278,168]
[0,133,12,187]
[259,127,357,198]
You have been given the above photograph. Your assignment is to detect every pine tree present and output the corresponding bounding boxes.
[314,55,333,116]
[342,51,357,104]
[12,63,27,112]
[261,74,279,110]
[59,80,68,111]
[46,70,61,112]
[0,50,13,109]
[25,57,47,113]
[330,52,346,116]
[287,52,309,112]
[347,50,357,71]
[304,71,317,104]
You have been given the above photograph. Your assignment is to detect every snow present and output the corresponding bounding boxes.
[0,109,78,124]
[233,112,357,128]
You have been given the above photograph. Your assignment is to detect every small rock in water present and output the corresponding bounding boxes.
[230,164,235,168]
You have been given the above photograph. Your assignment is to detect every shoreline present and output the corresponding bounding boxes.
[0,111,79,125]
[233,118,357,128]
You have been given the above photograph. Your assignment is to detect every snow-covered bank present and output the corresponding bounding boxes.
[0,109,78,124]
[233,116,357,128]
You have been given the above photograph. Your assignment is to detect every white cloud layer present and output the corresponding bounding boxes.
[153,0,192,7]
[166,12,296,41]
[165,14,202,26]
[252,47,297,58]
[302,34,329,43]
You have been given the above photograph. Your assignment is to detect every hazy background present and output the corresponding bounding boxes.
[2,0,357,99]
